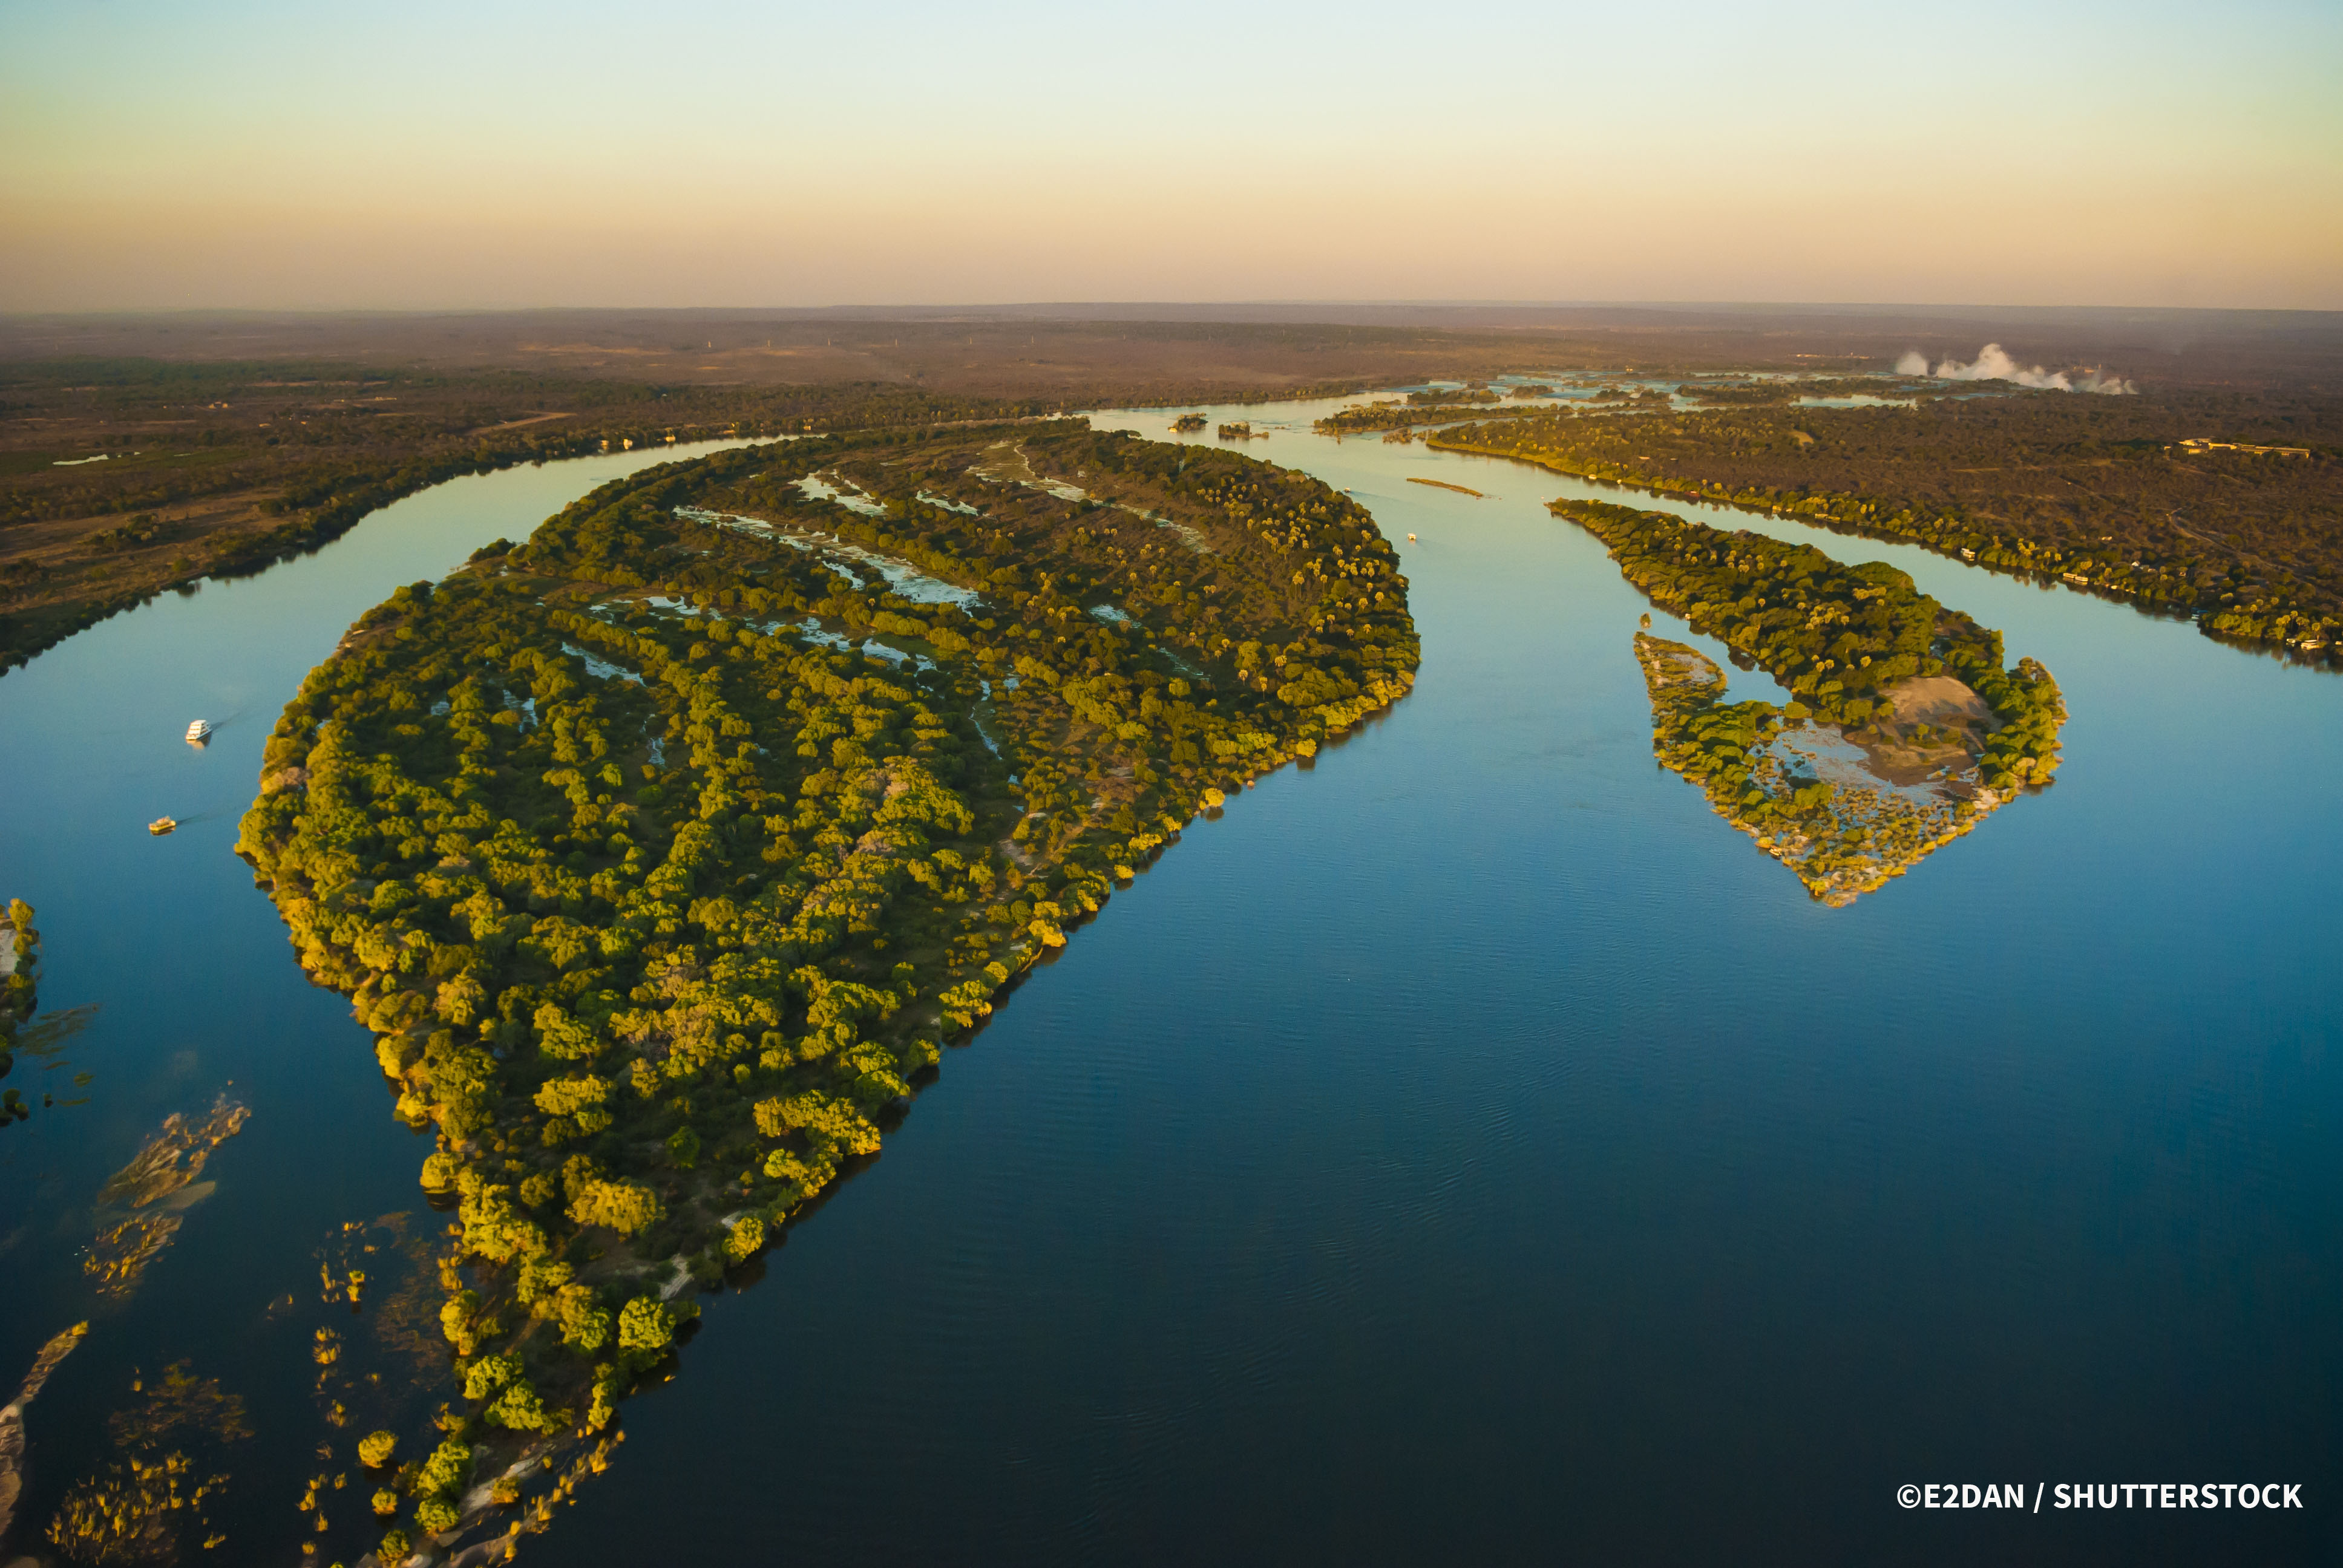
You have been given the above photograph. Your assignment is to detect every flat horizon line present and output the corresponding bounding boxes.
[5,300,2339,322]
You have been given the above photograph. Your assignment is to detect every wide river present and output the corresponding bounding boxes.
[2,400,2338,1565]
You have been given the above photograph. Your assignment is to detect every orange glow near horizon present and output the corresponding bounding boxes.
[4,0,2338,312]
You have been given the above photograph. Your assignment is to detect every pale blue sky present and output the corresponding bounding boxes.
[4,0,2336,309]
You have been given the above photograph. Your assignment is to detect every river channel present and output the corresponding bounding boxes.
[2,402,2338,1565]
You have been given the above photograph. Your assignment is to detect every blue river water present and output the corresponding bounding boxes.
[2,404,2338,1565]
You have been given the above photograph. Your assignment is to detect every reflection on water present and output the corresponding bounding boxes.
[676,501,981,607]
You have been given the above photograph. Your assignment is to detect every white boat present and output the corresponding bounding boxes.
[185,719,212,745]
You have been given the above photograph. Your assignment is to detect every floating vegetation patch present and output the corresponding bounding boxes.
[84,1096,251,1298]
[83,1216,186,1302]
[251,1212,462,1563]
[357,1233,453,1383]
[47,1449,229,1564]
[105,1363,254,1453]
[96,1096,251,1209]
[45,1361,246,1566]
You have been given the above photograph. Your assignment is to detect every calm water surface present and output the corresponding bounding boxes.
[3,407,2339,1565]
[0,442,747,1559]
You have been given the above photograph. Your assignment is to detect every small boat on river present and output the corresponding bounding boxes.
[149,817,177,835]
[186,719,212,745]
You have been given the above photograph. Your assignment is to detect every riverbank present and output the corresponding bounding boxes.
[0,370,1111,675]
[1427,399,2343,662]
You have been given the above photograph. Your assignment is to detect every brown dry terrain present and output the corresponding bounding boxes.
[6,304,2339,672]
[1860,675,2001,785]
[10,303,2341,393]
[0,370,1063,671]
[1883,673,1996,730]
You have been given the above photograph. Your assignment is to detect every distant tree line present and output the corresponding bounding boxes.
[1432,390,2343,658]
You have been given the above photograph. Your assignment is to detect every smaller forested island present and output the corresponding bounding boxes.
[235,420,1417,1563]
[1314,393,1531,436]
[1558,500,2066,903]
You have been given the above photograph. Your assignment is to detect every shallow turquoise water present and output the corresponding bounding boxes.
[2,408,2338,1564]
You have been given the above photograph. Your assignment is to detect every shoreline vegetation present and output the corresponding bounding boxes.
[1313,396,1525,436]
[0,899,40,1126]
[234,420,1418,1564]
[0,362,1406,678]
[1427,397,2343,661]
[0,373,1095,676]
[1305,373,1921,440]
[1559,500,2066,904]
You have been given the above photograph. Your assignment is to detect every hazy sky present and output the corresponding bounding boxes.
[5,0,2338,311]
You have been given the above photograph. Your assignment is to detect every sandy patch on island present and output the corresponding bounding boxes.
[1881,674,1994,730]
[1854,673,1998,788]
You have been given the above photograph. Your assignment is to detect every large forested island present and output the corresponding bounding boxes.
[1560,500,2066,904]
[232,420,1416,1563]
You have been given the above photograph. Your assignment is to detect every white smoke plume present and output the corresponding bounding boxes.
[1934,344,2072,388]
[1896,344,2134,394]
